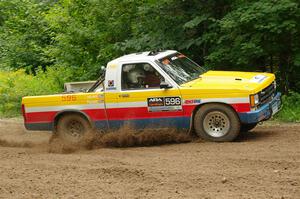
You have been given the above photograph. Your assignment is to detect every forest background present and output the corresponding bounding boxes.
[0,0,300,121]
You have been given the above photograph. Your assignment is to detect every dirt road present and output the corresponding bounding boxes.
[0,119,299,199]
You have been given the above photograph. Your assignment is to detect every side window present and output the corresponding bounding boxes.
[122,63,164,90]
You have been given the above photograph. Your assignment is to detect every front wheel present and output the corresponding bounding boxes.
[194,104,240,142]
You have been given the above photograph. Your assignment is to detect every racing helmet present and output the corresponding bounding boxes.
[127,68,146,84]
[143,64,154,72]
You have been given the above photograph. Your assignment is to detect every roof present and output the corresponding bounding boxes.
[108,50,177,65]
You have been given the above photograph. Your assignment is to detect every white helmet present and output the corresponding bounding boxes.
[143,64,154,72]
[127,68,145,84]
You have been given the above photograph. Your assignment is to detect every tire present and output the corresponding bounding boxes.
[240,123,257,132]
[56,114,93,143]
[194,104,241,142]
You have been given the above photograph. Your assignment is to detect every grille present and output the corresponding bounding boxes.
[258,81,276,107]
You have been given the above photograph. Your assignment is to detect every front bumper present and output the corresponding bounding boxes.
[239,92,281,124]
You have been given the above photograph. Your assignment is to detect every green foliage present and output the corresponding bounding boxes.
[0,0,300,121]
[275,92,300,122]
[0,67,74,117]
[206,0,300,91]
[1,0,300,90]
[44,0,142,80]
[0,0,54,71]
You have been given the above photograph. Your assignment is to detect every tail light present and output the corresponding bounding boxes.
[21,104,26,121]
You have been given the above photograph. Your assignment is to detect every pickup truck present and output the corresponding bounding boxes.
[22,50,281,142]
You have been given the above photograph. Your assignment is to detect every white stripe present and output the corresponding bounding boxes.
[106,101,147,109]
[107,98,248,109]
[26,103,105,113]
[201,97,249,104]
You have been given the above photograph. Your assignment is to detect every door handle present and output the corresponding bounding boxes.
[119,94,130,98]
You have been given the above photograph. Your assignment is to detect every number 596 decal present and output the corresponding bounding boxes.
[165,97,181,106]
[147,96,182,112]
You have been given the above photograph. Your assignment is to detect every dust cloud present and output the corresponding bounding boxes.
[48,127,193,153]
[0,122,193,154]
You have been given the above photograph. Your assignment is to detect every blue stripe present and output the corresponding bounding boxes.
[95,117,190,130]
[25,117,190,132]
[25,122,53,131]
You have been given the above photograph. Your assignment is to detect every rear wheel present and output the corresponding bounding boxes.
[240,123,257,132]
[194,104,240,142]
[55,114,92,143]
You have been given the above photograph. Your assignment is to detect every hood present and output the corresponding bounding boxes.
[181,70,275,93]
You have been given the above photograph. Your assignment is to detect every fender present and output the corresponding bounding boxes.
[53,109,95,130]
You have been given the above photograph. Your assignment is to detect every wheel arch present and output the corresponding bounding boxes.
[53,110,94,131]
[189,102,241,133]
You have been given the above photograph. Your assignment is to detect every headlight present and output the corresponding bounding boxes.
[250,94,260,107]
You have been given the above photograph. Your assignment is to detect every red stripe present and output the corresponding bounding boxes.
[182,103,250,116]
[82,109,107,120]
[183,105,197,116]
[106,107,183,120]
[26,111,57,123]
[230,103,250,112]
[25,109,107,123]
[25,103,251,124]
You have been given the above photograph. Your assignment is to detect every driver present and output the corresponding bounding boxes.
[127,68,146,88]
[143,64,161,88]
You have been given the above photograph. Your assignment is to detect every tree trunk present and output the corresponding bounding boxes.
[270,55,274,73]
[279,53,289,94]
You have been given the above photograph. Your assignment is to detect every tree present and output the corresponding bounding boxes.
[206,0,300,93]
[45,0,142,80]
[0,0,54,72]
[1,0,300,92]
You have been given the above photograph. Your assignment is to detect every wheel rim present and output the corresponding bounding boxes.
[66,120,84,138]
[203,111,230,138]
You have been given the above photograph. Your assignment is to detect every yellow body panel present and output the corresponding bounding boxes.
[117,89,181,102]
[22,71,275,106]
[23,93,104,107]
[181,71,275,94]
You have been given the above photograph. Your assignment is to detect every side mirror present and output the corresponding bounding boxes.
[100,66,106,72]
[160,81,172,89]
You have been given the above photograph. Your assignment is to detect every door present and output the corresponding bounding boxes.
[109,62,188,130]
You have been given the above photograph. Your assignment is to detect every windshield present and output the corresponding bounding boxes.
[157,53,206,85]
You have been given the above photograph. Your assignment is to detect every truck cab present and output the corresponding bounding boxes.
[22,50,281,142]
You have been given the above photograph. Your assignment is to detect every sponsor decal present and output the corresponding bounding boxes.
[87,100,99,104]
[87,94,100,99]
[184,99,201,105]
[61,95,77,102]
[106,87,116,91]
[147,97,182,112]
[148,97,164,107]
[108,80,115,87]
[250,75,267,83]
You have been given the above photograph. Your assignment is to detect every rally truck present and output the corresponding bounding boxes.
[21,50,281,142]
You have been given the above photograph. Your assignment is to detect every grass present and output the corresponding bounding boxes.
[273,91,300,122]
[0,67,73,118]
